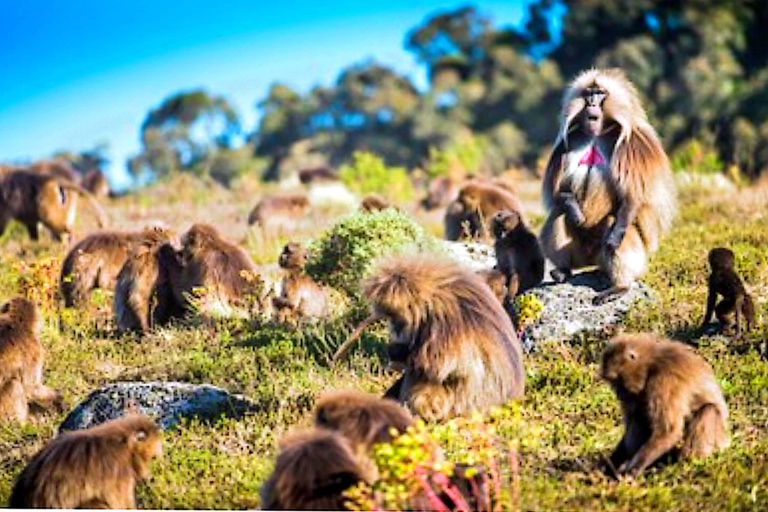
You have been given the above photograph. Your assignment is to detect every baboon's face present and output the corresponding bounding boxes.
[600,341,645,394]
[492,210,520,239]
[279,244,306,270]
[458,189,479,211]
[581,84,607,137]
[708,248,735,271]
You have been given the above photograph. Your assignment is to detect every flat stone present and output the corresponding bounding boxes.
[519,271,654,351]
[440,240,496,271]
[59,381,258,432]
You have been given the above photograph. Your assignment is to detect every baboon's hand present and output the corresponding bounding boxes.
[558,193,585,227]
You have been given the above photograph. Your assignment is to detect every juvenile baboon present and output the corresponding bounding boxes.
[447,181,525,240]
[162,223,265,316]
[360,193,391,212]
[539,68,676,304]
[60,228,161,307]
[247,193,310,227]
[443,198,478,241]
[273,242,328,322]
[0,169,107,241]
[700,247,756,338]
[476,268,509,305]
[0,298,64,423]
[82,169,111,198]
[362,256,525,420]
[601,333,729,477]
[493,210,545,297]
[9,414,162,508]
[113,227,183,333]
[260,430,370,511]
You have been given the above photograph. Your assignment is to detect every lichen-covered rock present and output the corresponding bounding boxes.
[59,382,258,432]
[519,271,654,351]
[440,240,496,271]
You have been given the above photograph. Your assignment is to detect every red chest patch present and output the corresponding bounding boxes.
[578,145,607,167]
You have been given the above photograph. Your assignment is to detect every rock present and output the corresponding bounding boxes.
[59,381,258,432]
[519,271,654,351]
[440,240,496,271]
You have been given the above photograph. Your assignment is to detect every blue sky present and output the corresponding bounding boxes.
[0,1,531,189]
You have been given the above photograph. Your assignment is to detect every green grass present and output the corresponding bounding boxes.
[0,178,765,510]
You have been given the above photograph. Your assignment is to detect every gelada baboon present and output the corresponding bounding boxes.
[493,210,545,298]
[314,390,414,452]
[299,165,339,185]
[273,242,328,322]
[361,256,525,420]
[0,298,64,423]
[82,169,111,198]
[27,159,80,183]
[60,228,164,308]
[162,223,266,316]
[700,247,756,338]
[0,169,107,241]
[113,227,183,333]
[9,414,162,508]
[446,181,525,240]
[540,68,676,304]
[476,268,508,305]
[247,193,310,227]
[422,176,460,211]
[360,193,391,212]
[260,429,370,511]
[601,333,729,477]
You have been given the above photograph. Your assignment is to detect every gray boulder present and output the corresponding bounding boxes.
[60,381,258,431]
[519,271,654,351]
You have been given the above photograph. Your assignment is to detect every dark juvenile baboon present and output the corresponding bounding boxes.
[60,228,161,307]
[476,268,508,305]
[360,193,391,212]
[299,166,339,185]
[493,210,545,297]
[162,223,265,316]
[247,194,310,227]
[443,199,478,241]
[82,169,110,198]
[0,298,64,423]
[601,333,729,477]
[9,414,162,508]
[447,181,525,240]
[113,227,183,333]
[700,247,756,338]
[0,170,107,241]
[539,68,676,304]
[363,255,525,420]
[260,430,370,511]
[273,242,328,322]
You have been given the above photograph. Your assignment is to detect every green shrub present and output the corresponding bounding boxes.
[670,139,723,174]
[339,151,414,203]
[425,135,486,179]
[306,209,438,298]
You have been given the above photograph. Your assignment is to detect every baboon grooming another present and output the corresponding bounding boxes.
[700,247,756,338]
[363,256,525,420]
[260,429,370,511]
[9,414,162,508]
[273,242,328,322]
[113,227,183,333]
[0,169,107,241]
[539,68,676,304]
[162,223,265,316]
[60,228,164,307]
[0,298,63,423]
[493,210,545,297]
[601,333,729,477]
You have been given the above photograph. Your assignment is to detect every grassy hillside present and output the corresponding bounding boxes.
[0,174,765,510]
